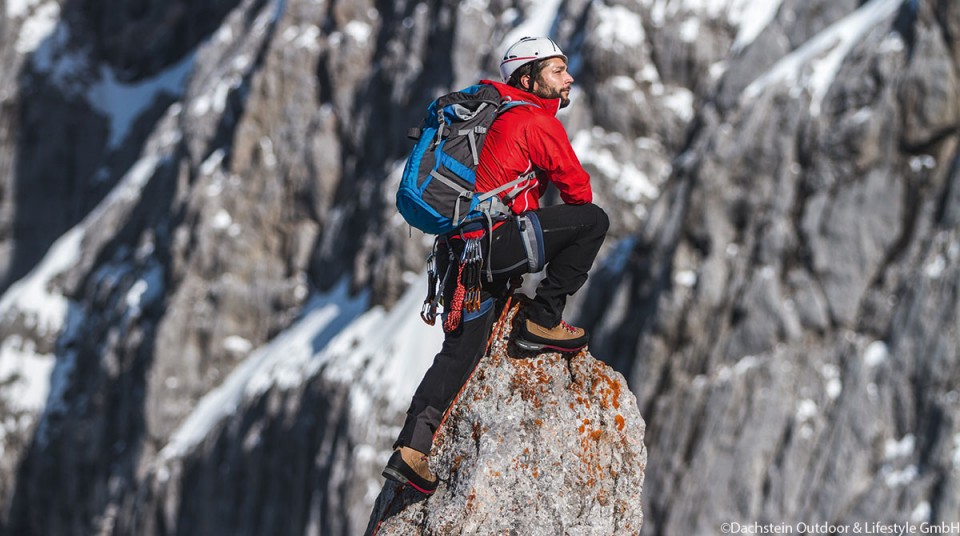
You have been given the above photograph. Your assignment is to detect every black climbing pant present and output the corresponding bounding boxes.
[394,202,608,454]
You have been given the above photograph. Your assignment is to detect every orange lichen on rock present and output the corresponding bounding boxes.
[615,414,625,431]
[511,448,543,481]
[509,356,556,409]
[472,382,491,401]
[590,363,623,410]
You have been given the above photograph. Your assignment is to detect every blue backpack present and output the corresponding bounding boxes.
[396,84,535,235]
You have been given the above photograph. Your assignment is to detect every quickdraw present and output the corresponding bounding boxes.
[420,250,439,325]
[460,238,483,313]
[442,238,483,332]
[420,219,500,332]
[420,239,453,326]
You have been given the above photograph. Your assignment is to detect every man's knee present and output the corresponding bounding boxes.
[581,203,609,237]
[595,204,609,235]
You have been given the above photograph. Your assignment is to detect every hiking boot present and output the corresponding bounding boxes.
[516,318,589,353]
[381,446,438,494]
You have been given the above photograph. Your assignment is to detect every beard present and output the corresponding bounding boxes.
[533,81,571,108]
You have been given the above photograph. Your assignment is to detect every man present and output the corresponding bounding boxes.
[382,36,609,494]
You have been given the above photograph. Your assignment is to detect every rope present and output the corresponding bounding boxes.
[443,262,467,332]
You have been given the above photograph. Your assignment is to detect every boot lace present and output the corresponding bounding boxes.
[559,320,579,333]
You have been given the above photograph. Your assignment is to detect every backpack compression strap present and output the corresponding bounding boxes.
[472,171,537,281]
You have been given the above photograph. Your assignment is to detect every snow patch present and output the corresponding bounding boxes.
[734,354,760,374]
[201,149,226,177]
[674,270,697,288]
[679,18,700,43]
[743,0,902,116]
[124,265,164,319]
[344,20,372,45]
[191,73,238,118]
[158,280,369,462]
[878,32,906,54]
[643,0,782,52]
[729,0,784,52]
[571,129,662,212]
[909,155,936,173]
[884,434,915,460]
[259,137,278,168]
[85,157,162,224]
[7,0,42,18]
[882,464,918,487]
[34,39,193,149]
[0,228,82,336]
[924,255,946,279]
[911,502,931,523]
[13,1,60,54]
[0,153,161,424]
[796,398,818,422]
[820,363,842,400]
[661,86,695,122]
[500,0,563,58]
[321,275,445,417]
[879,434,918,487]
[157,275,447,464]
[717,354,761,382]
[639,62,661,84]
[223,336,253,354]
[96,59,193,149]
[593,5,646,48]
[211,210,233,230]
[283,24,321,51]
[863,340,889,368]
[611,76,637,92]
[0,336,56,412]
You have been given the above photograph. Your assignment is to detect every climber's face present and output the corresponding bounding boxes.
[530,57,574,108]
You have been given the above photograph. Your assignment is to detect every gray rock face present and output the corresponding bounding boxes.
[0,0,958,535]
[583,0,960,533]
[368,301,646,536]
[0,0,242,293]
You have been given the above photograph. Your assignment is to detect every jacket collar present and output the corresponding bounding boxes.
[481,80,562,116]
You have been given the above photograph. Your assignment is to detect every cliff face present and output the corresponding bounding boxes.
[0,0,957,535]
[582,0,960,532]
[368,302,646,536]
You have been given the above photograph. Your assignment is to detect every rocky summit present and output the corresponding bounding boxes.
[367,300,646,536]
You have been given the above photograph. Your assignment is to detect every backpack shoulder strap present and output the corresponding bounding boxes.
[497,99,539,115]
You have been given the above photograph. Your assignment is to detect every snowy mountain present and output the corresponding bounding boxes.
[1,0,958,535]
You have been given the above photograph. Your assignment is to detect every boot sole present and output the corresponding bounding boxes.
[382,467,437,495]
[515,337,586,353]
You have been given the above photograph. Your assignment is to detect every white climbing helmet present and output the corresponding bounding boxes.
[499,36,568,82]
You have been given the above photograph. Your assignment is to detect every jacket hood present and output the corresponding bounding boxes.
[480,79,562,116]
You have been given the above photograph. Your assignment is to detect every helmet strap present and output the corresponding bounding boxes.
[520,60,540,92]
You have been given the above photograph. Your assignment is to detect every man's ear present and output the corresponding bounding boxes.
[521,73,533,91]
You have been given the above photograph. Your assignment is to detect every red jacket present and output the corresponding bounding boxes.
[475,80,592,214]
